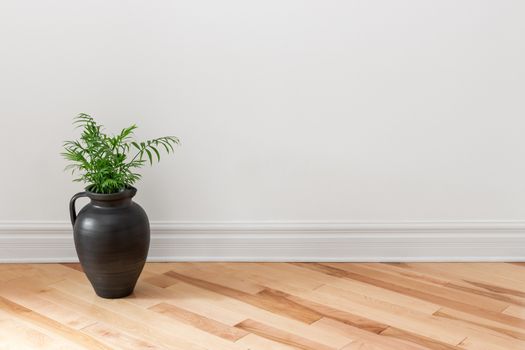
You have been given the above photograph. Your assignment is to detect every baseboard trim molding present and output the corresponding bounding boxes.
[0,221,524,262]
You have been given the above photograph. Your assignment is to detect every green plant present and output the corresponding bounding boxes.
[62,113,179,194]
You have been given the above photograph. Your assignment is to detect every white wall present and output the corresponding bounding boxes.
[1,0,524,224]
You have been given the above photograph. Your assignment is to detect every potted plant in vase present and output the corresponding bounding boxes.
[62,113,179,298]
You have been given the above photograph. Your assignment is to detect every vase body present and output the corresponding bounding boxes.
[69,187,150,298]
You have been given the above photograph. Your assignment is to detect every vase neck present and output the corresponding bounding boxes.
[85,187,137,208]
[90,198,133,208]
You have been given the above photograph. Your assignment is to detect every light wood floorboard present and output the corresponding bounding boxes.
[0,263,523,349]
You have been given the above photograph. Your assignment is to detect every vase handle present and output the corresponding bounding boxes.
[69,192,87,227]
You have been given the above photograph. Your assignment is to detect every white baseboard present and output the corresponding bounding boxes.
[0,221,524,262]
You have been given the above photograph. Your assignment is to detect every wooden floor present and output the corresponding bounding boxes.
[0,263,524,349]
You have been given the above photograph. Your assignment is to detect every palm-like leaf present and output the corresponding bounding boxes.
[62,114,179,194]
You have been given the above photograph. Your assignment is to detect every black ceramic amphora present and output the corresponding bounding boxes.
[69,187,150,298]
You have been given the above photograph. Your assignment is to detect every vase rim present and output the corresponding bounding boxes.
[84,186,137,201]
